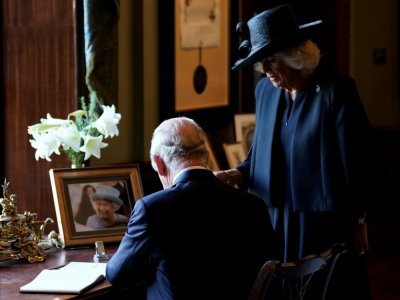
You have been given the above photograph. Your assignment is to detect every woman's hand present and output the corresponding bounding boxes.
[354,222,369,256]
[214,169,243,187]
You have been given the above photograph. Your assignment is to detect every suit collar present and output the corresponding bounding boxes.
[172,166,207,184]
[173,168,214,185]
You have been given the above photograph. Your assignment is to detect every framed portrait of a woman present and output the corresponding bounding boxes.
[49,165,144,247]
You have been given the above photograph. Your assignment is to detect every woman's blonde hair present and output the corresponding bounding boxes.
[275,40,321,70]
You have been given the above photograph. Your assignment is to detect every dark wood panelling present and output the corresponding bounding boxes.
[1,0,78,230]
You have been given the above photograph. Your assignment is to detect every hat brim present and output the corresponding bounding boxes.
[232,20,322,71]
[92,193,123,206]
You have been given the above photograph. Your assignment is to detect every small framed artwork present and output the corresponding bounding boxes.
[173,0,230,112]
[158,0,239,127]
[223,142,246,169]
[234,113,255,153]
[49,165,144,247]
[204,135,220,171]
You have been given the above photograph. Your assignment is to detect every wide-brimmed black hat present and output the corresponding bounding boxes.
[232,5,322,70]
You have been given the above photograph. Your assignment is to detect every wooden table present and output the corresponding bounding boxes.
[0,243,119,300]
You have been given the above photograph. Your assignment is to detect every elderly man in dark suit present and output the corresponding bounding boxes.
[106,117,275,300]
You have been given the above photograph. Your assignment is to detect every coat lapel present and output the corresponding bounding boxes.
[251,78,282,204]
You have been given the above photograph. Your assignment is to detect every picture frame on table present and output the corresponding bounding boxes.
[49,165,144,247]
[234,113,255,153]
[223,142,246,169]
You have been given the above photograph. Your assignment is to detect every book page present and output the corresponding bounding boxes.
[20,262,107,294]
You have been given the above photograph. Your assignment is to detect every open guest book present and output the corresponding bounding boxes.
[20,262,107,294]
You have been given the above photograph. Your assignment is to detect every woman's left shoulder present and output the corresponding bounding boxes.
[315,58,356,87]
[317,67,357,90]
[333,73,357,87]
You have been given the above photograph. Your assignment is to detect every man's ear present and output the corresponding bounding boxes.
[153,155,167,176]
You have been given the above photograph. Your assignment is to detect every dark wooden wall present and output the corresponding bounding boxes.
[1,0,78,229]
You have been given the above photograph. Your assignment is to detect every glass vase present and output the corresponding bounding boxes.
[67,150,85,168]
[71,163,85,169]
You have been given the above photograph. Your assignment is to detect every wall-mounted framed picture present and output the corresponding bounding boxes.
[234,113,255,153]
[173,0,230,112]
[223,142,246,169]
[158,0,238,127]
[49,165,144,247]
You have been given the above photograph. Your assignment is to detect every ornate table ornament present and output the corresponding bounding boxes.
[0,179,63,263]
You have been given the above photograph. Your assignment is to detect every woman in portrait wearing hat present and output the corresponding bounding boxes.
[86,185,129,229]
[215,4,379,299]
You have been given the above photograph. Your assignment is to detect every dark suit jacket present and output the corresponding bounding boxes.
[106,169,274,300]
[237,70,377,215]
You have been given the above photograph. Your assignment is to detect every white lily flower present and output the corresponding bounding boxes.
[28,114,72,134]
[29,131,61,161]
[67,110,86,120]
[92,105,121,138]
[30,138,51,161]
[79,135,108,160]
[40,113,71,126]
[27,123,45,134]
[27,93,120,164]
[57,124,82,153]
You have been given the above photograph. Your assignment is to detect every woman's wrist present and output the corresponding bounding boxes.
[357,212,367,224]
[224,169,243,185]
[214,169,243,186]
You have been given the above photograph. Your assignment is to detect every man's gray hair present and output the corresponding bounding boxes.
[150,117,209,172]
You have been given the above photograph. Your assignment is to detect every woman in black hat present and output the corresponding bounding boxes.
[216,4,377,299]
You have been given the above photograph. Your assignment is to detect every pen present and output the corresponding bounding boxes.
[47,263,67,270]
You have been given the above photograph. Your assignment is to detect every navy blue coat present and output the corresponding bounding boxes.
[237,71,376,215]
[106,169,274,300]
